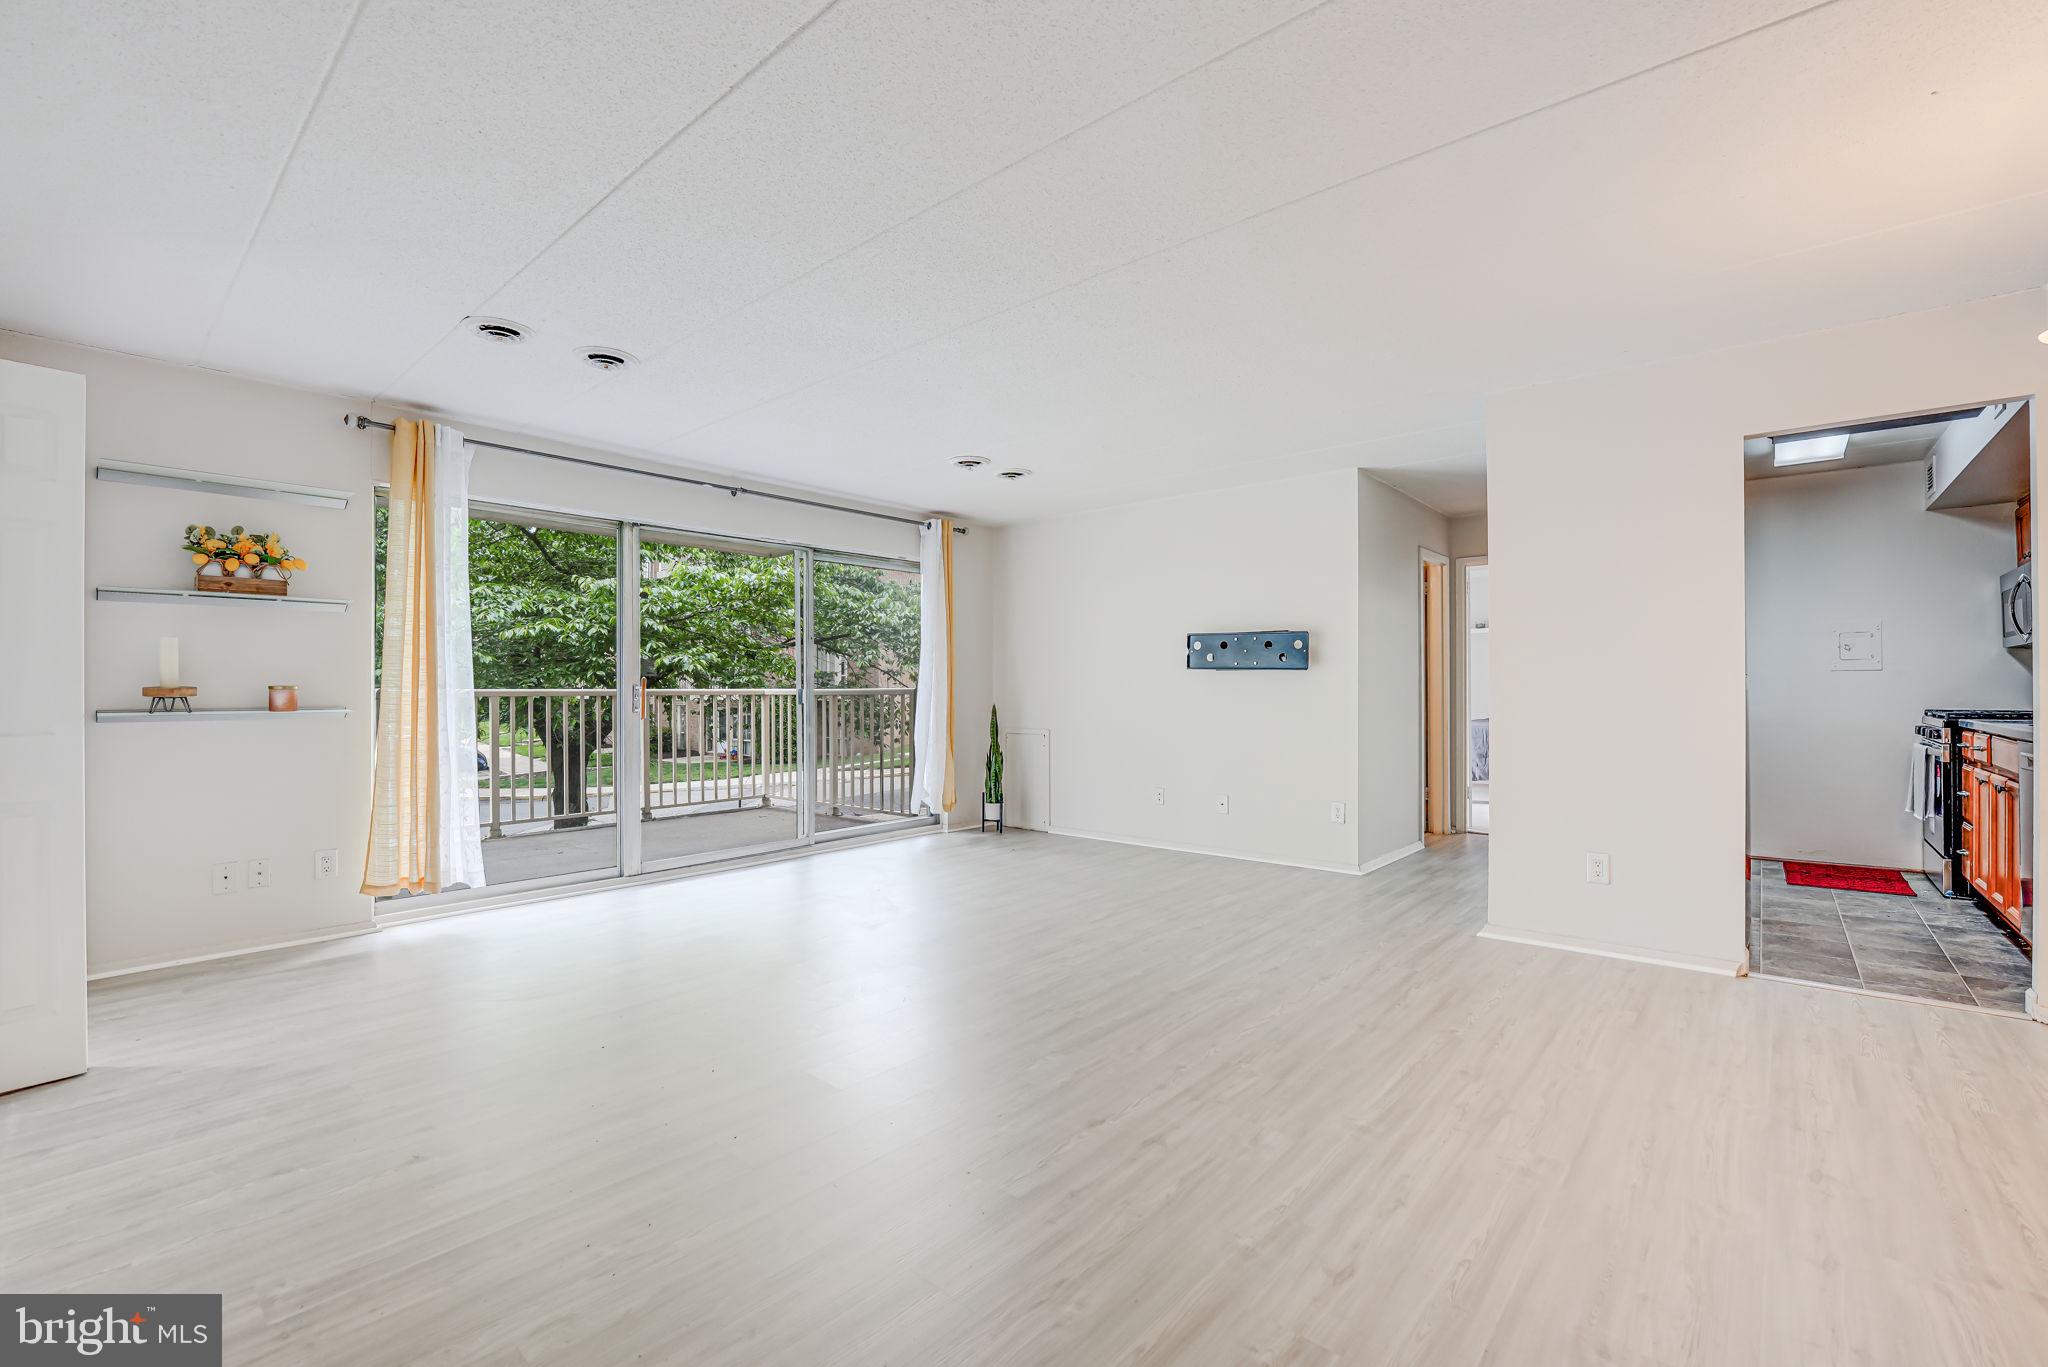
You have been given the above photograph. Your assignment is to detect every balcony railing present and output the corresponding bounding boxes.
[477,686,917,839]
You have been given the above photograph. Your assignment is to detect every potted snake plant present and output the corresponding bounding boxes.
[981,705,1004,832]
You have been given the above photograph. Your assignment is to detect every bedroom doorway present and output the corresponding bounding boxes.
[1459,558,1490,834]
[1422,550,1450,835]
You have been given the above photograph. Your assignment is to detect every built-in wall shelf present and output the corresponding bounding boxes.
[96,460,352,509]
[95,708,349,723]
[95,587,350,613]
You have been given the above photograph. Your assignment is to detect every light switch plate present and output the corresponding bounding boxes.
[1213,794,1229,815]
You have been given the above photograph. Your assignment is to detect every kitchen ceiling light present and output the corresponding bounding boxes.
[468,317,528,344]
[1772,433,1849,467]
[580,347,637,371]
[995,468,1033,480]
[951,456,989,470]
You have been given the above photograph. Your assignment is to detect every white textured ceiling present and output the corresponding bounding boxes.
[6,0,2047,522]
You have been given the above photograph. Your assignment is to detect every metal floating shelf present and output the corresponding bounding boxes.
[95,587,349,612]
[96,708,350,723]
[95,461,352,509]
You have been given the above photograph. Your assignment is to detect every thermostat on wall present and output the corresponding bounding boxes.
[1187,632,1309,670]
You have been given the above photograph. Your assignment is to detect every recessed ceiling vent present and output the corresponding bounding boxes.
[995,468,1033,480]
[951,455,989,470]
[468,317,528,344]
[581,347,637,372]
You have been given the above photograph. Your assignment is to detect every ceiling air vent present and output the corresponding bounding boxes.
[469,317,528,344]
[995,468,1033,480]
[581,347,637,372]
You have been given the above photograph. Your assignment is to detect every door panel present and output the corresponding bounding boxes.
[809,557,923,837]
[0,359,86,1094]
[463,508,622,888]
[636,531,804,870]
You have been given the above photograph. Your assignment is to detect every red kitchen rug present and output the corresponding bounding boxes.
[1782,861,1915,896]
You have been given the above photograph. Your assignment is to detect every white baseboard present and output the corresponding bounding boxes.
[1477,923,1748,977]
[1360,841,1425,875]
[88,924,379,981]
[1044,825,1424,877]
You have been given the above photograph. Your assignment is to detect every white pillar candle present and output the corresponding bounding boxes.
[158,637,179,688]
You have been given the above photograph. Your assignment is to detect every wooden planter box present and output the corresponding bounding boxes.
[194,569,288,597]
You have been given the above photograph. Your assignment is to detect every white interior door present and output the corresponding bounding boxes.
[0,359,87,1093]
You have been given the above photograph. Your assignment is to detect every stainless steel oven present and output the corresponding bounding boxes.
[1917,722,1956,895]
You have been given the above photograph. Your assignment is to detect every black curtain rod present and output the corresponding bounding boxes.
[342,413,965,534]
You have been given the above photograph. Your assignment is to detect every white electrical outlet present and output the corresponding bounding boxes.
[314,849,339,880]
[247,858,271,890]
[1585,852,1611,885]
[1213,794,1230,815]
[211,862,238,896]
[1152,786,1165,806]
[1329,802,1346,824]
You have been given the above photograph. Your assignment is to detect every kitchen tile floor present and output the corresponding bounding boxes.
[1748,860,2033,1012]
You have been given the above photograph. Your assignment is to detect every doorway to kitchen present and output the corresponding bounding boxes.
[1743,400,2035,1013]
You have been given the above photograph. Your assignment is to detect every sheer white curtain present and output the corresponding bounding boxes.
[910,518,956,817]
[363,420,485,894]
[432,428,485,887]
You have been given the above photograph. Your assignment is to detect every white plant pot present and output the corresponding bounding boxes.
[983,800,1002,820]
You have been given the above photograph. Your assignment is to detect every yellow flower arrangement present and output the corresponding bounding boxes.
[180,523,310,578]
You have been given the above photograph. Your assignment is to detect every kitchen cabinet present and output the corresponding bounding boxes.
[2018,495,2031,564]
[1959,734,2026,934]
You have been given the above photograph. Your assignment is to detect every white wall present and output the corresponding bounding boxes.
[1358,473,1453,864]
[1450,513,1488,559]
[1488,289,2048,976]
[993,467,1444,872]
[1747,462,2027,868]
[0,329,963,974]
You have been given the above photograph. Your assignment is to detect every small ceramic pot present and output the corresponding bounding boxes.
[267,684,299,713]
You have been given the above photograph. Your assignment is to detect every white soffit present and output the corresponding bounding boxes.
[1,0,2045,523]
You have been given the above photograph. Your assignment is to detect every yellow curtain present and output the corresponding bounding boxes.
[362,420,442,895]
[938,517,957,813]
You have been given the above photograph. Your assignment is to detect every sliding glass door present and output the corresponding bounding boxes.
[811,556,924,839]
[470,505,623,887]
[374,498,927,905]
[634,530,809,871]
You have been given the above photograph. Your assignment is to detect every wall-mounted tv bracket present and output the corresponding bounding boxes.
[1186,632,1308,670]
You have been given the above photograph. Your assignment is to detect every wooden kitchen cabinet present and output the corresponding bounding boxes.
[1960,756,2025,932]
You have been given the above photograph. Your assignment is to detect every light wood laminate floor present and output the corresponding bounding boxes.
[6,833,2048,1364]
